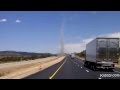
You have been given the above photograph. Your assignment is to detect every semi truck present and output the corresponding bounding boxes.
[84,38,119,71]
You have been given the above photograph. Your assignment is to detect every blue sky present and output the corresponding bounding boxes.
[0,11,120,53]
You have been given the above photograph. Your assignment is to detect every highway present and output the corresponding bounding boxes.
[24,56,120,79]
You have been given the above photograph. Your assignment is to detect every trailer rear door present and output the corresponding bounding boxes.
[97,39,107,61]
[97,38,119,63]
[108,39,119,63]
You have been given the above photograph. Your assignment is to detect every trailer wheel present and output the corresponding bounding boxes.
[108,68,113,72]
[92,65,97,71]
[90,64,92,69]
[84,63,86,67]
[93,66,96,71]
[84,62,87,67]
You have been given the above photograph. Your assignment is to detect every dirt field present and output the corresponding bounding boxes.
[0,56,65,79]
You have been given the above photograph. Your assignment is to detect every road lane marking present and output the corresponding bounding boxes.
[98,78,102,79]
[114,70,120,73]
[86,70,89,72]
[78,65,79,67]
[81,67,82,68]
[49,59,66,79]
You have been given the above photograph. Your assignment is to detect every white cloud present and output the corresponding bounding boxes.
[65,43,83,53]
[65,38,94,53]
[82,38,94,43]
[0,19,7,22]
[99,32,120,38]
[64,32,120,53]
[15,19,21,23]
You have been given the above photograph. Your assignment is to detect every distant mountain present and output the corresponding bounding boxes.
[0,51,53,56]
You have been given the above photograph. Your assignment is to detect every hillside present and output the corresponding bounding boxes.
[0,51,55,63]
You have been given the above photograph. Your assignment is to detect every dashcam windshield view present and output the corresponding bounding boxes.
[0,11,120,79]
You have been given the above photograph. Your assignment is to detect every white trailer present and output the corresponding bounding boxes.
[84,38,119,71]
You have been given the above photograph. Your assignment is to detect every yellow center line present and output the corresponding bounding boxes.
[49,59,66,79]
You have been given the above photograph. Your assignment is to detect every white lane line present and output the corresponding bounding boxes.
[81,67,82,68]
[114,70,120,73]
[98,78,102,79]
[86,70,89,72]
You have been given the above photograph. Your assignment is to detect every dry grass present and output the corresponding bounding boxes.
[0,72,8,77]
[0,56,65,79]
[75,55,85,60]
[115,58,120,68]
[0,63,38,77]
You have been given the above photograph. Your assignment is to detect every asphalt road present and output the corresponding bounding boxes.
[24,56,120,79]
